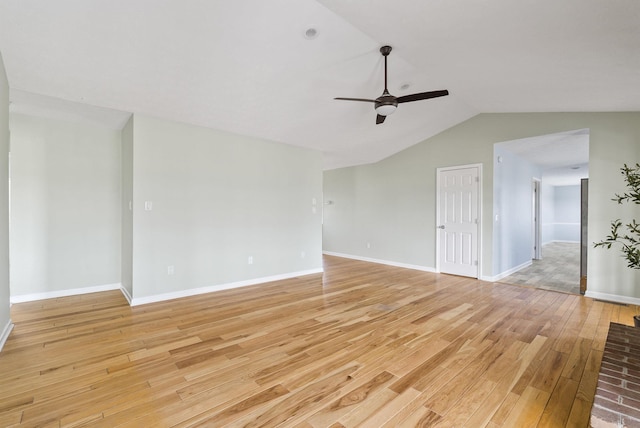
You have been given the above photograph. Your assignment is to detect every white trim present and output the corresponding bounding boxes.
[532,178,541,260]
[10,283,122,304]
[0,320,14,353]
[584,291,640,307]
[435,163,483,279]
[323,251,436,273]
[484,260,533,282]
[130,268,324,306]
[120,286,133,305]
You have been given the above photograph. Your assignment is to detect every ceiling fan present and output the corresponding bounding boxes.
[335,46,449,124]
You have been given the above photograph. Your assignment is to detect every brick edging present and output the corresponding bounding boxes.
[590,322,640,427]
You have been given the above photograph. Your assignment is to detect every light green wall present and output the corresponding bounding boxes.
[130,114,323,301]
[7,110,323,305]
[0,51,11,349]
[121,115,134,301]
[324,112,640,302]
[9,114,122,297]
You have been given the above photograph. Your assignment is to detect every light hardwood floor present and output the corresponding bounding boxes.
[1,255,638,427]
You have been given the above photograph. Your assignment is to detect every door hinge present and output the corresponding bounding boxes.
[474,260,478,266]
[475,176,479,182]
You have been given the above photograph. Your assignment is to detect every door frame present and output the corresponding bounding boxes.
[580,178,588,294]
[532,178,542,260]
[435,163,483,278]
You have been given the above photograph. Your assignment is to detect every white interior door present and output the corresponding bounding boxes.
[437,165,480,278]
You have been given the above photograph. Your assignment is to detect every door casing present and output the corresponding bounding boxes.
[532,178,542,260]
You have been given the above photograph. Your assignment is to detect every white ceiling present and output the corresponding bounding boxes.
[496,129,589,186]
[1,1,638,170]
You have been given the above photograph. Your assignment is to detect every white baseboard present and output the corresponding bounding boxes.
[130,268,324,306]
[485,260,532,283]
[322,251,436,273]
[584,291,640,306]
[10,283,122,304]
[119,286,133,305]
[0,319,14,353]
[541,240,580,246]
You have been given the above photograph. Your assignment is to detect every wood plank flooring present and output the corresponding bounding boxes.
[1,255,638,427]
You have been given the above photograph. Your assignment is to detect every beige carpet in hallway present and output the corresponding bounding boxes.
[498,241,580,294]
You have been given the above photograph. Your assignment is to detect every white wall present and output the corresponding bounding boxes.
[541,182,555,245]
[9,114,121,299]
[0,52,11,351]
[129,115,323,303]
[323,112,640,303]
[493,145,543,276]
[541,184,583,244]
[553,185,581,242]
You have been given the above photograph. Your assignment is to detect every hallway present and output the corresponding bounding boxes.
[498,242,580,294]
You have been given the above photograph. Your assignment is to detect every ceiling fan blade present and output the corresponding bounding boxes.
[334,97,376,103]
[376,114,386,124]
[397,90,449,104]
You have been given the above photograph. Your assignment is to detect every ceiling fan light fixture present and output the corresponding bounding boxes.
[375,92,398,116]
[375,104,397,116]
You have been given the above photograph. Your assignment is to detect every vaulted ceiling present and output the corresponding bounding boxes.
[1,1,638,169]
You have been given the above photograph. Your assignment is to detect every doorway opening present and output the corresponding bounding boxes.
[493,129,589,294]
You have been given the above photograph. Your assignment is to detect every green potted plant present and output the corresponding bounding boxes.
[594,163,640,326]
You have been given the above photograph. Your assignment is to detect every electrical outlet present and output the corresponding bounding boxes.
[248,256,253,265]
[301,251,306,259]
[167,265,174,275]
[367,242,371,249]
